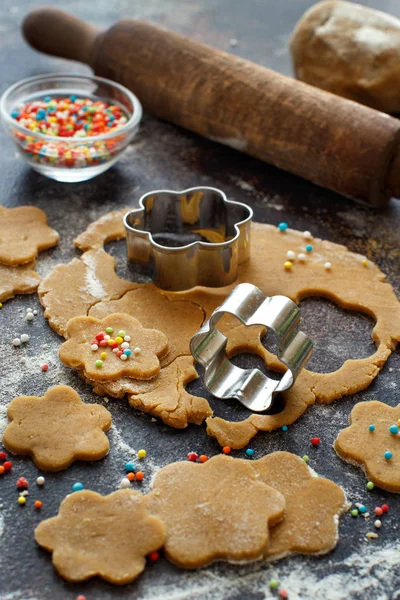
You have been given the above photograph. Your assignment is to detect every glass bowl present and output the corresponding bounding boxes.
[0,73,142,183]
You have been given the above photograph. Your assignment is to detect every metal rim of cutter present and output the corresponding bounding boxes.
[190,283,313,413]
[123,186,253,291]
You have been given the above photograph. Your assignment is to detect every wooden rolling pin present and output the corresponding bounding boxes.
[23,8,400,207]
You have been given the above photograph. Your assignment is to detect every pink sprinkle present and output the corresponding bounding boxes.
[41,364,49,372]
[279,590,288,599]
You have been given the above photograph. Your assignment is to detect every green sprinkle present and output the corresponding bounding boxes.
[118,330,126,338]
[367,481,374,491]
[269,579,280,590]
[95,360,103,368]
[105,327,114,334]
[351,509,359,517]
[302,455,309,463]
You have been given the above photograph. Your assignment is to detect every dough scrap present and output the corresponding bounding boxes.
[89,286,204,367]
[74,208,129,251]
[290,0,400,113]
[38,248,136,336]
[146,454,286,568]
[335,401,400,492]
[0,205,59,266]
[59,313,168,381]
[35,490,165,584]
[0,261,41,302]
[252,452,347,557]
[2,385,111,471]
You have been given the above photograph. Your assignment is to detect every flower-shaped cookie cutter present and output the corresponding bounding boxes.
[190,283,313,412]
[123,187,252,291]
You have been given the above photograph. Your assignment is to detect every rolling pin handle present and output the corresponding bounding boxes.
[22,7,99,66]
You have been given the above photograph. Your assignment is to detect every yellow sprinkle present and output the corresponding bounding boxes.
[138,449,146,459]
[18,496,26,505]
[100,352,107,360]
[107,339,115,346]
[284,261,293,270]
[362,259,368,267]
[0,302,2,308]
[115,336,123,344]
[397,419,400,426]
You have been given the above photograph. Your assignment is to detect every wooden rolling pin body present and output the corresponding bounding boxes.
[23,9,400,206]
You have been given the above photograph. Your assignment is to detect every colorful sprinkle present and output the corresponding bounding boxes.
[358,505,367,514]
[0,451,6,461]
[351,509,359,517]
[72,482,84,492]
[302,455,309,463]
[95,360,103,368]
[222,446,231,455]
[269,579,280,590]
[127,472,135,482]
[305,244,313,252]
[41,364,49,372]
[279,590,289,600]
[362,259,368,267]
[91,343,99,351]
[369,424,375,432]
[120,354,128,361]
[286,250,295,260]
[138,449,146,459]
[18,496,26,505]
[282,425,288,432]
[148,551,160,562]
[124,335,131,342]
[245,448,255,457]
[20,333,30,343]
[298,253,306,262]
[384,451,393,460]
[119,477,131,489]
[381,504,389,513]
[375,507,383,516]
[278,222,288,232]
[389,424,399,434]
[3,461,12,472]
[284,261,292,270]
[324,262,332,270]
[311,437,320,447]
[0,466,4,475]
[303,231,312,239]
[36,476,45,486]
[199,455,209,463]
[115,336,123,344]
[105,327,113,334]
[125,462,136,472]
[366,481,374,491]
[16,477,29,489]
[117,330,126,338]
[135,471,144,482]
[34,500,43,509]
[100,352,107,360]
[374,519,382,529]
[12,338,21,346]
[187,452,198,462]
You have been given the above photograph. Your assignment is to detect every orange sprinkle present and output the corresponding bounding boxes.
[199,455,209,463]
[34,500,43,509]
[136,471,144,482]
[127,472,135,482]
[0,466,4,475]
[222,446,231,455]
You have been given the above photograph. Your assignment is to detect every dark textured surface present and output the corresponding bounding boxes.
[0,1,399,599]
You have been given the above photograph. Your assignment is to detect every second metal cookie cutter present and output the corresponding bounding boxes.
[124,186,252,291]
[190,283,313,413]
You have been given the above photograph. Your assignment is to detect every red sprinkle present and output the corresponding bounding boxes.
[279,590,289,599]
[3,461,12,472]
[16,477,29,489]
[34,500,43,509]
[375,507,383,517]
[199,455,209,463]
[76,596,87,600]
[222,446,231,454]
[381,504,389,513]
[148,551,160,562]
[187,452,198,462]
[311,437,320,447]
[0,451,6,461]
[41,364,49,372]
[96,332,105,341]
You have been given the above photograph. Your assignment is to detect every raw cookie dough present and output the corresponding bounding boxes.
[74,208,129,251]
[0,262,41,302]
[290,1,400,113]
[39,248,136,336]
[59,313,168,381]
[41,214,400,447]
[89,286,204,367]
[2,386,111,471]
[146,454,286,568]
[0,205,59,265]
[335,401,400,492]
[252,452,347,557]
[35,490,165,584]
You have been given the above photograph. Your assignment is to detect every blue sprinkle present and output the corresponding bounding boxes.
[245,449,255,457]
[124,349,132,356]
[44,96,52,103]
[70,94,77,102]
[107,121,114,127]
[384,451,393,460]
[389,424,399,435]
[282,425,288,432]
[11,110,19,119]
[305,244,313,252]
[36,109,46,120]
[72,482,84,492]
[125,462,136,472]
[278,222,288,232]
[358,505,367,514]
[108,115,115,121]
[84,123,90,130]
[369,424,375,432]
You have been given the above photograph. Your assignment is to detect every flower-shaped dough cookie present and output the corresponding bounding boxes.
[252,452,347,557]
[335,401,400,492]
[0,262,41,302]
[59,313,168,381]
[35,490,165,584]
[2,386,111,471]
[0,206,59,265]
[146,454,285,568]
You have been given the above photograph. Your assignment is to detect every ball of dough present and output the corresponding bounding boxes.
[290,0,400,113]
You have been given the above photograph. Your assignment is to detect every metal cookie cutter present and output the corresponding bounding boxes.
[190,283,313,413]
[123,186,252,291]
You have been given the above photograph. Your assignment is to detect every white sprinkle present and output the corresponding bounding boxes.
[91,344,99,352]
[112,348,119,353]
[20,334,29,343]
[124,335,131,342]
[374,520,382,529]
[133,347,141,355]
[36,476,45,486]
[104,334,110,341]
[20,490,29,497]
[120,354,128,361]
[26,313,34,321]
[229,38,238,47]
[42,344,48,350]
[303,230,312,239]
[324,262,332,270]
[286,250,296,260]
[26,307,33,313]
[33,310,37,315]
[119,477,131,489]
[366,532,379,539]
[121,342,129,349]
[298,253,307,262]
[12,338,21,346]
[20,357,27,364]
